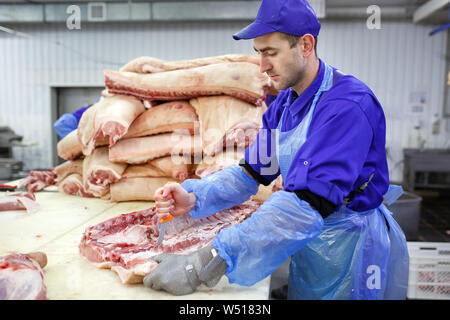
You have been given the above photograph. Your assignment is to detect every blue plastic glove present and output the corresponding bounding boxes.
[53,113,78,139]
[181,165,259,219]
[212,190,324,286]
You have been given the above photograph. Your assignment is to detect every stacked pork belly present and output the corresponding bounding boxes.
[56,54,279,202]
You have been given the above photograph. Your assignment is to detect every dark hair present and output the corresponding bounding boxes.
[281,33,318,55]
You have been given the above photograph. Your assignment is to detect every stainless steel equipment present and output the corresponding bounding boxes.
[0,126,24,181]
[403,148,450,192]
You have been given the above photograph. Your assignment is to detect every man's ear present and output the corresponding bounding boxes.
[301,34,315,57]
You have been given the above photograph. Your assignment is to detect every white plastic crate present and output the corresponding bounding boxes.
[407,242,450,300]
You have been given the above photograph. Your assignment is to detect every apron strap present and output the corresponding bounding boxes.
[333,70,346,83]
[328,69,376,207]
[315,69,345,106]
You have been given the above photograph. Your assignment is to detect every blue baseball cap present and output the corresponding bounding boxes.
[233,0,321,40]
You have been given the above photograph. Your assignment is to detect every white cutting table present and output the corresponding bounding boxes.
[0,186,270,300]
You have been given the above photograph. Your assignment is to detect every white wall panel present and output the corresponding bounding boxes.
[0,20,447,183]
[317,21,448,181]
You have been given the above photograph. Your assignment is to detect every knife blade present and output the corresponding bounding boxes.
[154,187,175,248]
[155,214,173,248]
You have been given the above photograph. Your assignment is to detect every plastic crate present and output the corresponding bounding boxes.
[407,242,450,300]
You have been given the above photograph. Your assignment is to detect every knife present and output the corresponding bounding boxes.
[155,213,173,248]
[0,184,58,192]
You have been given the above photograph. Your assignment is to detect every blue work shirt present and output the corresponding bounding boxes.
[244,59,389,212]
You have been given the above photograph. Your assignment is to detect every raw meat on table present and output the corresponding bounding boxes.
[79,199,261,284]
[0,192,39,214]
[18,169,57,192]
[105,62,270,106]
[78,95,145,156]
[0,253,47,300]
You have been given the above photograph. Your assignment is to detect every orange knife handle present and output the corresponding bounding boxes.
[160,214,173,224]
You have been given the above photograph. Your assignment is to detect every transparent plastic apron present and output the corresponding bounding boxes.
[276,63,409,300]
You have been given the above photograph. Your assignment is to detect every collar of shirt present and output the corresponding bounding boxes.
[285,58,325,118]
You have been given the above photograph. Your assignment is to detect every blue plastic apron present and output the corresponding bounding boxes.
[276,63,410,300]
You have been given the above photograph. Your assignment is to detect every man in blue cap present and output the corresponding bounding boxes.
[144,0,410,299]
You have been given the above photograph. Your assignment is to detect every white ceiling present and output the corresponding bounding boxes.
[0,0,431,4]
[0,0,445,24]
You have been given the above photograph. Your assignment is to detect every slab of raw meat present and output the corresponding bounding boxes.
[122,163,165,179]
[150,156,194,181]
[105,62,270,106]
[119,54,260,73]
[17,169,57,193]
[79,199,261,284]
[78,95,145,156]
[0,253,47,300]
[109,133,202,164]
[57,130,83,161]
[195,150,245,178]
[58,173,95,198]
[124,100,198,139]
[189,96,265,156]
[0,192,39,214]
[57,129,109,161]
[54,159,83,183]
[122,163,167,179]
[110,177,175,202]
[209,120,262,157]
[123,156,193,182]
[83,147,127,197]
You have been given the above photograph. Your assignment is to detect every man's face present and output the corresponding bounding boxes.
[253,32,306,91]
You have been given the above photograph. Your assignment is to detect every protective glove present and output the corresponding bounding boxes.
[181,165,259,219]
[143,245,227,296]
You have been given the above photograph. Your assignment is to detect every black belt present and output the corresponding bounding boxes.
[344,173,390,231]
[343,173,374,206]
